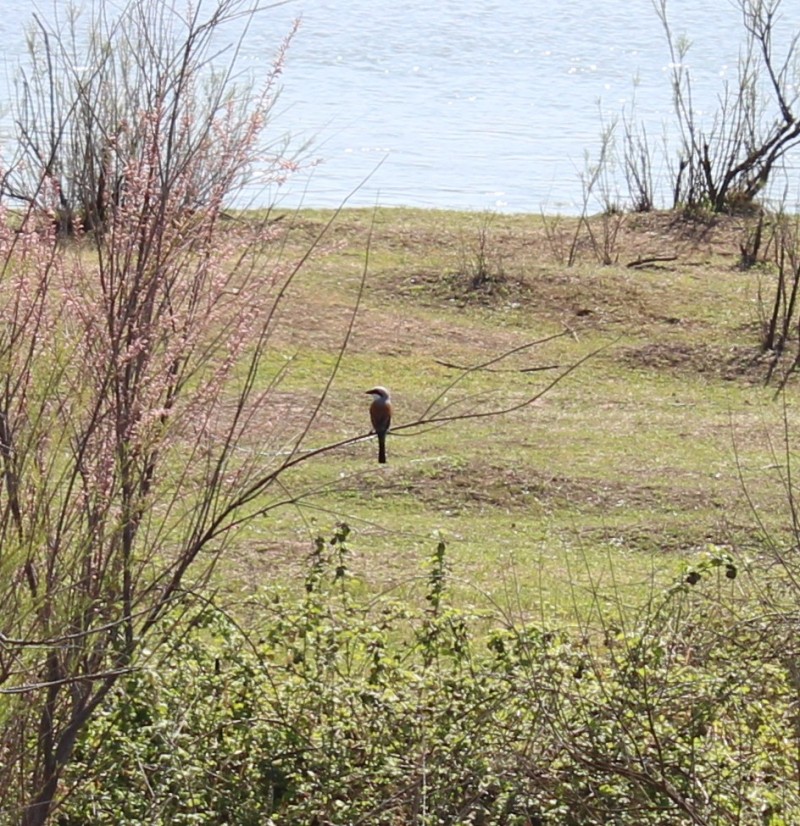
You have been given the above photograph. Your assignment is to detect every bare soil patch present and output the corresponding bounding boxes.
[619,342,773,382]
[390,461,726,517]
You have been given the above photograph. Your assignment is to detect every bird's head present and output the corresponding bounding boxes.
[365,386,390,403]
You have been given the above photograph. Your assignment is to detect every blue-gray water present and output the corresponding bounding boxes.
[1,0,800,213]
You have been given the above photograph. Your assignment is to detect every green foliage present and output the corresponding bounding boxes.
[57,527,800,825]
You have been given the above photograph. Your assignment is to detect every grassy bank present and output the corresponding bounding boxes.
[222,206,798,619]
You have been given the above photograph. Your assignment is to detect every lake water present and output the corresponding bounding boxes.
[1,0,800,214]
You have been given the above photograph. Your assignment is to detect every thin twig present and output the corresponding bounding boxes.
[434,358,560,373]
[626,255,678,268]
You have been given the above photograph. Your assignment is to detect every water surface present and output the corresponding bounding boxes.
[1,0,799,213]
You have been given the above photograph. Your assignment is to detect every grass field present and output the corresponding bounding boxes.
[222,206,800,621]
[38,205,800,826]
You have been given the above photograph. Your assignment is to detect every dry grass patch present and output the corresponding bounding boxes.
[619,341,772,382]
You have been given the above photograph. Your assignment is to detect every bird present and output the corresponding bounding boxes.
[365,386,392,464]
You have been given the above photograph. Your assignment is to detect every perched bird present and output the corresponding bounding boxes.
[366,386,392,464]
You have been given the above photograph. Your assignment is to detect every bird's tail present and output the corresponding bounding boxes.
[378,433,387,464]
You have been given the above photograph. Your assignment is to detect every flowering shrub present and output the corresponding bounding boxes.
[0,3,306,822]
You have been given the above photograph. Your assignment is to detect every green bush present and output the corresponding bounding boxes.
[57,529,800,825]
